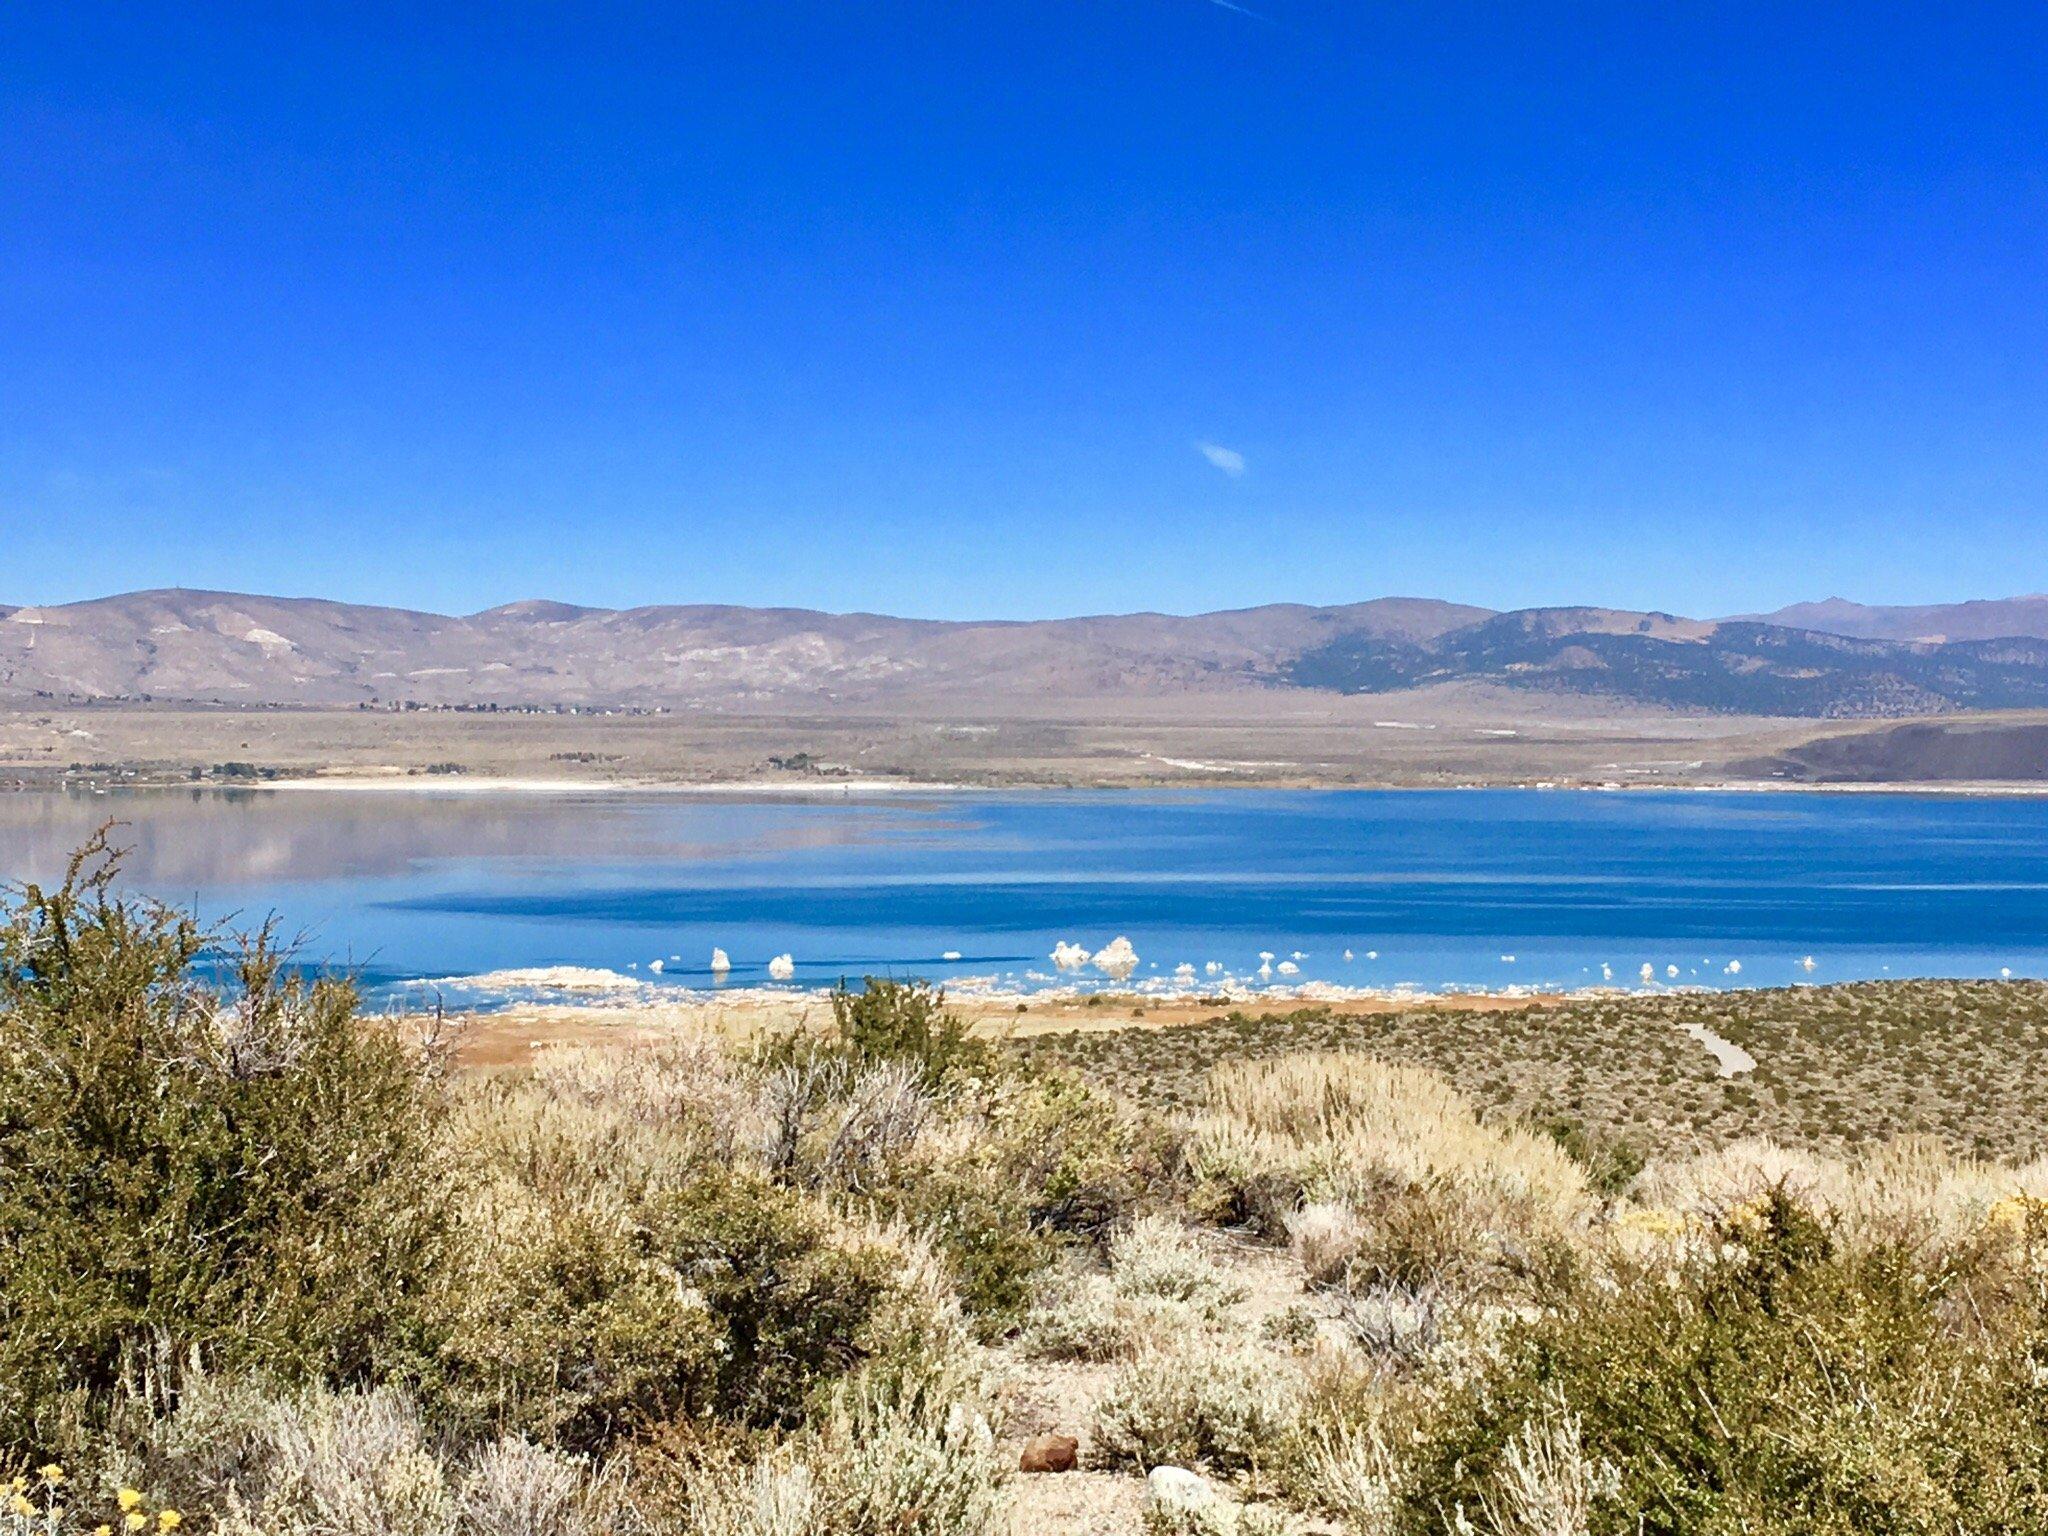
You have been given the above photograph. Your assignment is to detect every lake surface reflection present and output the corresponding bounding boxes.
[1,786,2044,1005]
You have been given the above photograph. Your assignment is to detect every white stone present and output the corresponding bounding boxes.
[1147,1465,1216,1513]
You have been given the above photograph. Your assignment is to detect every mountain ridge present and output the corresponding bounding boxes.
[1740,595,2048,644]
[9,587,2048,718]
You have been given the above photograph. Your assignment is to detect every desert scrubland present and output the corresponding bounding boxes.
[11,841,2048,1535]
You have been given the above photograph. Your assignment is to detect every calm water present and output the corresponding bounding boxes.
[2,786,2045,1005]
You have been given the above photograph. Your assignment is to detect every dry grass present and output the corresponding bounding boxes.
[1090,1337,1305,1476]
[681,1353,1006,1536]
[1186,1053,1590,1289]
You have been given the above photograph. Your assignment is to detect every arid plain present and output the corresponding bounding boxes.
[7,695,2036,792]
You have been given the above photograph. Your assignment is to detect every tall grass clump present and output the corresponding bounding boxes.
[1188,1053,1589,1290]
[0,833,454,1455]
[679,1347,1005,1536]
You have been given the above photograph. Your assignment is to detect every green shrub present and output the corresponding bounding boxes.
[0,835,454,1455]
[440,1172,902,1448]
[987,1074,1175,1240]
[866,1071,1174,1331]
[872,1163,1051,1332]
[830,979,989,1088]
[1411,1188,2048,1535]
[1091,1338,1303,1475]
[433,1181,725,1450]
[651,1175,902,1429]
[679,1347,1003,1536]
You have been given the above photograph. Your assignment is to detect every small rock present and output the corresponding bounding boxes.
[1019,1433,1079,1473]
[1147,1464,1216,1510]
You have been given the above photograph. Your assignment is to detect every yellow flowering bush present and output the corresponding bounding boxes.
[0,1469,175,1536]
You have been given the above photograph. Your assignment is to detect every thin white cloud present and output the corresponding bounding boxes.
[1205,0,1273,20]
[1196,441,1247,477]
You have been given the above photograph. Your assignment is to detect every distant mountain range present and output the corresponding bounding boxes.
[8,588,2048,718]
[1740,595,2048,644]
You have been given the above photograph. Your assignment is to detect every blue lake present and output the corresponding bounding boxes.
[2,786,2045,1005]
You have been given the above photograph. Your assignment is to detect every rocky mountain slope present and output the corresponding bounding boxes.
[9,587,2048,718]
[0,590,1484,709]
[1288,610,2048,716]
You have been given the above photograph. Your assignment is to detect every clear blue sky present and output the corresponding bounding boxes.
[5,3,2046,619]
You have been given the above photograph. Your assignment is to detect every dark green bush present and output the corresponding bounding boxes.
[1410,1189,2048,1535]
[0,834,454,1454]
[878,1069,1176,1331]
[650,1174,900,1429]
[753,979,989,1098]
[828,978,989,1087]
[430,1184,723,1450]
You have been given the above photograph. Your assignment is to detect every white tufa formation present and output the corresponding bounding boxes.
[1091,936,1140,979]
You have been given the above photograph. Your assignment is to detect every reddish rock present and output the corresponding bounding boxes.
[1019,1433,1079,1473]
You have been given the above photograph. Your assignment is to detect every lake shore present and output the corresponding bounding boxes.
[443,982,1567,1069]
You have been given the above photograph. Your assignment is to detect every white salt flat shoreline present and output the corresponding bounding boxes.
[245,773,2048,798]
[258,774,972,795]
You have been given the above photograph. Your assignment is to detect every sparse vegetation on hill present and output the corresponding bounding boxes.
[1015,980,2048,1161]
[10,853,2048,1533]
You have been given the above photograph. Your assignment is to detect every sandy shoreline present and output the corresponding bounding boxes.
[440,983,1567,1069]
